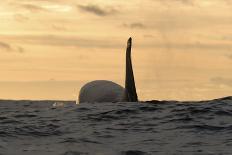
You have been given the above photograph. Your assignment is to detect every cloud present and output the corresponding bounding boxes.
[12,3,49,13]
[16,0,67,3]
[226,54,232,59]
[224,0,232,5]
[154,0,195,6]
[52,24,67,31]
[2,34,232,51]
[77,4,117,16]
[0,41,24,53]
[0,34,123,49]
[10,1,73,13]
[14,14,29,22]
[174,0,195,5]
[211,77,232,87]
[0,42,11,51]
[17,47,24,53]
[20,4,47,12]
[149,42,232,50]
[221,36,232,41]
[144,35,155,38]
[123,22,146,29]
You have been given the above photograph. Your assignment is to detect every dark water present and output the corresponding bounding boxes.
[1,97,232,155]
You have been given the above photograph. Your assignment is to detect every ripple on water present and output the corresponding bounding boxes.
[0,98,232,154]
[62,151,88,155]
[121,150,149,155]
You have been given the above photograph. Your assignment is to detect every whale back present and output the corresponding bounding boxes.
[78,37,138,103]
[79,80,126,103]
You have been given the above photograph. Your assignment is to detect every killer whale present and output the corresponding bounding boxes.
[78,38,138,103]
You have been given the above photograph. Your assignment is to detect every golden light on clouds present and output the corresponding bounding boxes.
[0,0,232,100]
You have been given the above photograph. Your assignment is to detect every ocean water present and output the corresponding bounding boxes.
[1,97,232,155]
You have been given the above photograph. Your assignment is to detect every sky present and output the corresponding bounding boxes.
[0,0,232,101]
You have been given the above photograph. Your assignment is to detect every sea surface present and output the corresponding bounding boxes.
[1,97,232,155]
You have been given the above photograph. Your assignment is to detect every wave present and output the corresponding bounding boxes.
[0,96,232,154]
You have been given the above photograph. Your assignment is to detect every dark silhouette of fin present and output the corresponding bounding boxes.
[125,37,138,102]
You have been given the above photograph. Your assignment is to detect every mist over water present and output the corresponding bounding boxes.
[1,97,232,155]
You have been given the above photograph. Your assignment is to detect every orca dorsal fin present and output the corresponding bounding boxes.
[125,37,138,102]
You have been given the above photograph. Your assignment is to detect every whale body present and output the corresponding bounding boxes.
[79,80,126,103]
[78,38,138,103]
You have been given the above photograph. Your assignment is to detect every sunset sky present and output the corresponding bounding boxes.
[1,0,232,101]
